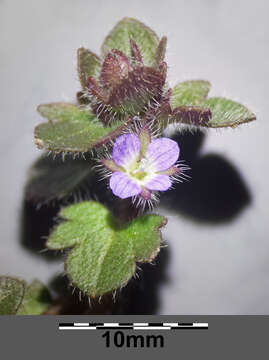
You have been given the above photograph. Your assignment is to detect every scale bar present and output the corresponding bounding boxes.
[59,322,208,331]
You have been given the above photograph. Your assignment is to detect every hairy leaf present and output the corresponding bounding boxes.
[35,103,130,153]
[47,201,166,296]
[101,17,159,67]
[169,81,255,128]
[17,280,51,315]
[77,48,101,90]
[0,277,25,315]
[205,97,256,128]
[170,80,211,110]
[25,154,94,203]
[171,106,212,126]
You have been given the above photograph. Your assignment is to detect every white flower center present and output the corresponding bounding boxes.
[125,156,156,185]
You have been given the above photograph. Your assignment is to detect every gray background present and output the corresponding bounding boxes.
[2,316,269,359]
[0,0,268,314]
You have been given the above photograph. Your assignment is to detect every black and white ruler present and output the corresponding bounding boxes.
[59,322,208,330]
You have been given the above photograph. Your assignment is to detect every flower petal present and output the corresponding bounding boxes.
[109,172,141,199]
[112,134,140,167]
[146,138,180,171]
[145,174,172,191]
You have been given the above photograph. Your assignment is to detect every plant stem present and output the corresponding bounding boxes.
[115,198,140,223]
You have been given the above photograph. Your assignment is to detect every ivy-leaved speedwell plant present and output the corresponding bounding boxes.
[0,18,256,313]
[33,17,256,297]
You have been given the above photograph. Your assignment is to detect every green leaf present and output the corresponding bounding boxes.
[25,154,95,204]
[101,17,159,66]
[170,80,211,110]
[120,215,167,262]
[77,48,101,90]
[35,103,130,153]
[47,201,166,297]
[17,280,51,315]
[169,81,256,128]
[205,97,256,128]
[0,277,25,315]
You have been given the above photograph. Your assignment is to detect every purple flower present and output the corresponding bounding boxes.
[102,128,185,202]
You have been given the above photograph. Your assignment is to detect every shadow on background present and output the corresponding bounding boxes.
[20,130,251,313]
[161,131,251,223]
[20,200,61,261]
[20,154,115,261]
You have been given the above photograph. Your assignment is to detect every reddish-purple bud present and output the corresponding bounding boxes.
[87,77,108,103]
[85,42,168,124]
[130,39,143,64]
[100,50,131,89]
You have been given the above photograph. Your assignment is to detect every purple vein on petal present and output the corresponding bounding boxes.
[145,174,172,191]
[109,172,141,199]
[146,138,180,171]
[112,133,141,167]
